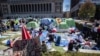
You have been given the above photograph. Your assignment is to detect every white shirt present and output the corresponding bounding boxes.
[94,27,98,32]
[32,30,36,38]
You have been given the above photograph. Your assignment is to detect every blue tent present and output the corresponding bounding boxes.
[40,18,54,26]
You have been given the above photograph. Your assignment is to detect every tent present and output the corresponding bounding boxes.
[65,18,75,27]
[26,21,39,28]
[40,18,54,26]
[59,22,69,29]
[57,18,75,29]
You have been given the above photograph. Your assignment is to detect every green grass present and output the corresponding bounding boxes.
[42,51,100,56]
[52,43,65,53]
[0,33,21,50]
[0,45,9,50]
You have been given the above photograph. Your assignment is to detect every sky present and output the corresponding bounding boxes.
[63,0,70,12]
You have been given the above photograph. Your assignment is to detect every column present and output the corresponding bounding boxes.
[8,4,11,14]
[51,3,55,13]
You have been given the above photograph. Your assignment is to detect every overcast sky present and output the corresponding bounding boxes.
[63,0,70,12]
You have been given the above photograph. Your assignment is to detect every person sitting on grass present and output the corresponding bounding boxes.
[41,41,47,53]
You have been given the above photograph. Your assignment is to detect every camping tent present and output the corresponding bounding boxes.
[59,22,69,29]
[58,18,75,29]
[40,18,54,26]
[65,18,75,27]
[26,21,39,29]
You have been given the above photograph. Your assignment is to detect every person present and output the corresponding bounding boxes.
[13,24,19,31]
[0,24,2,35]
[82,22,89,38]
[55,36,61,46]
[6,20,10,30]
[97,25,100,38]
[68,40,75,51]
[10,20,15,31]
[91,25,98,41]
[2,22,7,33]
[48,34,54,42]
[31,28,36,38]
[41,41,47,53]
[38,28,42,36]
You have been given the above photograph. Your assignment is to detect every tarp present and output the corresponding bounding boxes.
[26,21,39,28]
[39,30,48,43]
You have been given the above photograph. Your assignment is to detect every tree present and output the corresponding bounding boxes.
[78,1,96,19]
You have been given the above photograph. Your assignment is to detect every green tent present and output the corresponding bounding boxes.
[15,19,19,24]
[26,21,39,28]
[59,22,69,29]
[65,18,75,27]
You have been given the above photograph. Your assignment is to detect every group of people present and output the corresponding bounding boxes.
[0,18,26,35]
[1,18,100,56]
[82,19,100,50]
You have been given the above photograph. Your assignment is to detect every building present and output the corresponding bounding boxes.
[71,0,100,19]
[0,0,63,18]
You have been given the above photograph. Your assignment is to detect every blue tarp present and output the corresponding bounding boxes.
[54,34,69,47]
[40,30,48,42]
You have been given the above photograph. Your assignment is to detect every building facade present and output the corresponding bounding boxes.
[0,0,63,18]
[71,0,100,19]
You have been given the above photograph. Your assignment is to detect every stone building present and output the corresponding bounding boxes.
[0,0,63,18]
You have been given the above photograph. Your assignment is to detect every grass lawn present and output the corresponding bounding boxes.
[52,43,65,53]
[0,31,21,50]
[42,51,100,56]
[0,45,9,50]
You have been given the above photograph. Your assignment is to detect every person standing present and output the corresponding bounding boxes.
[82,22,89,38]
[10,20,15,31]
[41,41,47,53]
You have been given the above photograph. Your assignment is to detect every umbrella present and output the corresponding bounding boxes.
[26,21,39,28]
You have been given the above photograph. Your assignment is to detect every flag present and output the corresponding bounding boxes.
[22,25,31,40]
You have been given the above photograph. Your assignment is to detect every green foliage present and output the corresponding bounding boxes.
[78,1,96,19]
